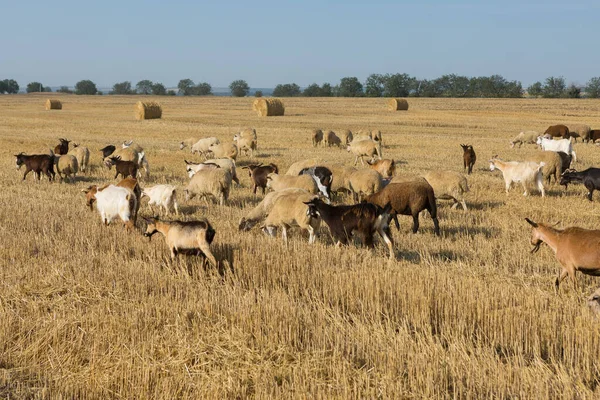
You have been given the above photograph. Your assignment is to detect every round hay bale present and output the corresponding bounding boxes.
[254,98,285,117]
[45,99,62,110]
[135,101,162,120]
[387,98,409,111]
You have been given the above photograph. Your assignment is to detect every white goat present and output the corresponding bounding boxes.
[142,185,179,215]
[94,185,137,230]
[489,156,545,197]
[536,137,576,163]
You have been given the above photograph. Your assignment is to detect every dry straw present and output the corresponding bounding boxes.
[45,99,62,110]
[135,101,162,120]
[387,98,409,111]
[253,98,285,117]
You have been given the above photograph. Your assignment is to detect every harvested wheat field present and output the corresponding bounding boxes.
[3,94,600,398]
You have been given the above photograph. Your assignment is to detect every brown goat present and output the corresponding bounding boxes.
[526,218,600,291]
[365,179,440,236]
[15,152,55,181]
[460,144,476,175]
[54,138,71,155]
[106,156,138,179]
[244,163,279,195]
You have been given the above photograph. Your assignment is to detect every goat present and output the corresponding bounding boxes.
[525,218,600,291]
[142,185,179,215]
[144,217,217,266]
[304,198,394,259]
[460,144,476,174]
[105,156,138,179]
[299,166,332,199]
[82,178,141,224]
[93,185,137,231]
[100,145,116,159]
[243,163,279,195]
[14,152,55,181]
[536,136,576,163]
[560,168,600,201]
[489,156,545,197]
[54,138,70,155]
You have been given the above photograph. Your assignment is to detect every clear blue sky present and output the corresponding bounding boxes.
[1,0,598,88]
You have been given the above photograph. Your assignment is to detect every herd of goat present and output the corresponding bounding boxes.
[12,123,600,312]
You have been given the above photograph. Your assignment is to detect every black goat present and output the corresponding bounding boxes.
[100,145,116,159]
[106,156,138,179]
[244,163,279,195]
[560,168,600,201]
[15,152,55,181]
[303,197,394,259]
[54,138,70,155]
[460,144,476,175]
[299,166,333,199]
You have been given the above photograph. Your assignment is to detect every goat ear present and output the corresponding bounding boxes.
[525,218,538,228]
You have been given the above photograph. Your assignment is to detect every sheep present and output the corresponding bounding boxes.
[14,152,55,181]
[185,159,240,185]
[243,163,279,195]
[544,124,570,139]
[510,131,539,148]
[348,169,383,202]
[311,129,324,147]
[94,185,137,231]
[122,140,144,154]
[366,159,395,178]
[68,144,90,173]
[238,127,257,141]
[191,137,220,158]
[324,130,342,147]
[54,138,70,155]
[460,144,476,174]
[184,168,232,206]
[590,130,600,143]
[370,130,382,143]
[100,145,116,159]
[304,198,394,259]
[422,170,469,211]
[179,138,198,151]
[536,136,576,163]
[261,191,321,244]
[568,124,591,143]
[347,139,382,166]
[105,156,138,179]
[299,166,333,199]
[54,154,79,183]
[266,173,318,194]
[143,217,217,266]
[233,134,256,158]
[286,158,321,176]
[527,151,562,185]
[559,168,600,200]
[525,218,600,291]
[82,178,141,225]
[489,156,545,197]
[208,142,238,160]
[340,129,353,145]
[365,179,440,236]
[321,163,357,195]
[142,185,179,215]
[239,188,308,231]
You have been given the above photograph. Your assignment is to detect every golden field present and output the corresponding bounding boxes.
[1,94,600,398]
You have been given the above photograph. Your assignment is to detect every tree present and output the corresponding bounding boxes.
[136,80,154,95]
[542,76,566,98]
[26,82,45,93]
[74,80,97,95]
[527,82,543,97]
[44,86,52,92]
[3,79,19,94]
[254,90,263,97]
[303,83,321,97]
[272,83,301,97]
[585,77,600,98]
[167,90,177,96]
[194,82,212,96]
[111,81,133,95]
[229,80,249,97]
[383,73,415,97]
[567,84,581,98]
[151,83,166,95]
[57,86,73,94]
[177,79,195,96]
[364,74,385,97]
[337,77,363,97]
[0,80,7,94]
[320,83,333,97]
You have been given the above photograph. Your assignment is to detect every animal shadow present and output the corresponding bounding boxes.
[443,225,499,239]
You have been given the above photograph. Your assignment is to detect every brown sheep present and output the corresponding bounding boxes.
[544,124,570,139]
[311,129,324,147]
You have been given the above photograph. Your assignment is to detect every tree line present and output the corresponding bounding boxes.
[2,75,600,98]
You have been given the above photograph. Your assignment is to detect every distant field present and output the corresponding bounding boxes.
[2,94,600,398]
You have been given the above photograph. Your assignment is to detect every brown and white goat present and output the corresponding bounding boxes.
[83,178,141,225]
[526,218,600,291]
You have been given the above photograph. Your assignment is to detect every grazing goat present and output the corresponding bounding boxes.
[100,145,116,159]
[460,144,476,174]
[489,156,545,197]
[560,168,600,201]
[244,163,279,195]
[365,179,440,236]
[142,185,179,215]
[304,198,394,259]
[105,156,138,179]
[299,166,333,199]
[82,178,141,224]
[144,217,217,266]
[54,138,70,155]
[526,218,600,291]
[15,152,55,181]
[536,137,576,163]
[94,185,137,231]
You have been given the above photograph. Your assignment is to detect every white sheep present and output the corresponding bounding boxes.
[191,137,220,158]
[489,156,545,197]
[54,154,79,183]
[422,170,469,211]
[536,136,576,163]
[233,134,257,157]
[347,139,382,165]
[208,142,238,160]
[94,185,137,231]
[510,131,539,148]
[238,127,257,141]
[184,168,232,206]
[321,163,357,194]
[185,158,240,185]
[142,185,179,215]
[238,188,309,231]
[261,191,321,244]
[122,140,144,154]
[266,173,318,194]
[527,151,563,185]
[286,158,321,175]
[179,137,198,151]
[68,144,90,173]
[348,169,383,202]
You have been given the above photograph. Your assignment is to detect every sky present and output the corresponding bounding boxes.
[1,0,598,89]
